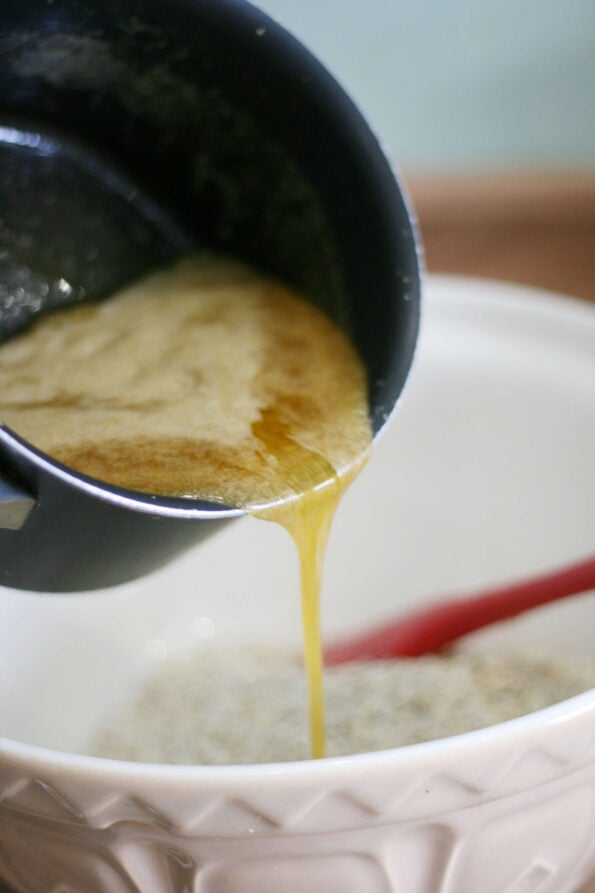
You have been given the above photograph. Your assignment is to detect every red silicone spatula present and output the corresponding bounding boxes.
[325,555,595,664]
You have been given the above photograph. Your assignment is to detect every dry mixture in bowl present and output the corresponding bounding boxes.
[92,644,595,765]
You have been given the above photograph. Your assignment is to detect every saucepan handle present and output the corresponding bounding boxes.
[0,472,35,531]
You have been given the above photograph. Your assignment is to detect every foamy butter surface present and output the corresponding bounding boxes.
[0,255,371,506]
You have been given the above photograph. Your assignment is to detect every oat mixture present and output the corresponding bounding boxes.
[92,644,595,765]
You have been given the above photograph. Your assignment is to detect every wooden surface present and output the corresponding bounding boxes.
[409,171,595,304]
[1,172,593,893]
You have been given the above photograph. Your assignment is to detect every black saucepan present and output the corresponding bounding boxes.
[0,0,421,591]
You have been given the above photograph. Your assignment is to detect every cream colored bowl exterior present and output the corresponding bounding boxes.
[2,692,595,892]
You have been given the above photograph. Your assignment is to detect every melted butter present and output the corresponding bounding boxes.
[252,404,369,757]
[256,454,368,759]
[0,255,372,759]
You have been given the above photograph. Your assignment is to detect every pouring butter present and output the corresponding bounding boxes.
[0,254,372,758]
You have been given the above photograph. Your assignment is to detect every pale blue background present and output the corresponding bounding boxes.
[255,1,595,171]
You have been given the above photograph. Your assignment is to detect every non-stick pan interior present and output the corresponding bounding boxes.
[0,122,194,341]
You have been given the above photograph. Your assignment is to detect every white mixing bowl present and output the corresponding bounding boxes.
[1,276,594,893]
